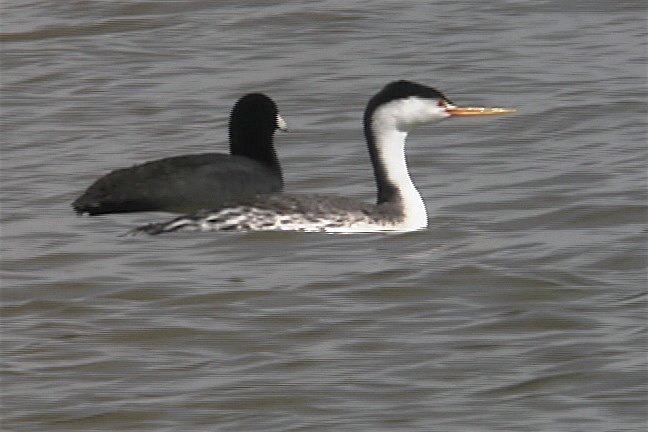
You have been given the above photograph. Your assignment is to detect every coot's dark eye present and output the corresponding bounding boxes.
[437,100,446,107]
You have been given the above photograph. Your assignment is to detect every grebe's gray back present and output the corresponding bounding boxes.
[72,93,287,216]
[133,81,515,235]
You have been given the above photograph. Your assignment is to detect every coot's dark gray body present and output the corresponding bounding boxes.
[72,93,285,215]
[75,154,283,215]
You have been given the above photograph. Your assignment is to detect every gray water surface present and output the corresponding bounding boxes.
[1,1,647,431]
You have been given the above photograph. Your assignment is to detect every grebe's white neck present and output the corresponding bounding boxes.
[368,109,428,230]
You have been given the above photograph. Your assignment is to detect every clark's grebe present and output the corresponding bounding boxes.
[73,93,287,215]
[132,81,514,234]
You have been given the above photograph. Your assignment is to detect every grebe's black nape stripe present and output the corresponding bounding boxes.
[130,80,515,235]
[72,93,287,216]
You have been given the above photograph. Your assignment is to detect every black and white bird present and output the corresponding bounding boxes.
[72,93,287,215]
[132,80,514,235]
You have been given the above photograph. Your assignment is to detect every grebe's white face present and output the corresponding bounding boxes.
[371,96,452,132]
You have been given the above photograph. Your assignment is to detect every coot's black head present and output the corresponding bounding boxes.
[228,93,286,168]
[230,93,286,136]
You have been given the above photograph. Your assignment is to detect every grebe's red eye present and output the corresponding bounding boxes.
[437,100,446,107]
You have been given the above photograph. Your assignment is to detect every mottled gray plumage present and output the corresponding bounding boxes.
[131,193,403,234]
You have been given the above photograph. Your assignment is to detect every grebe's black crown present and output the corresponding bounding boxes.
[364,80,452,121]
